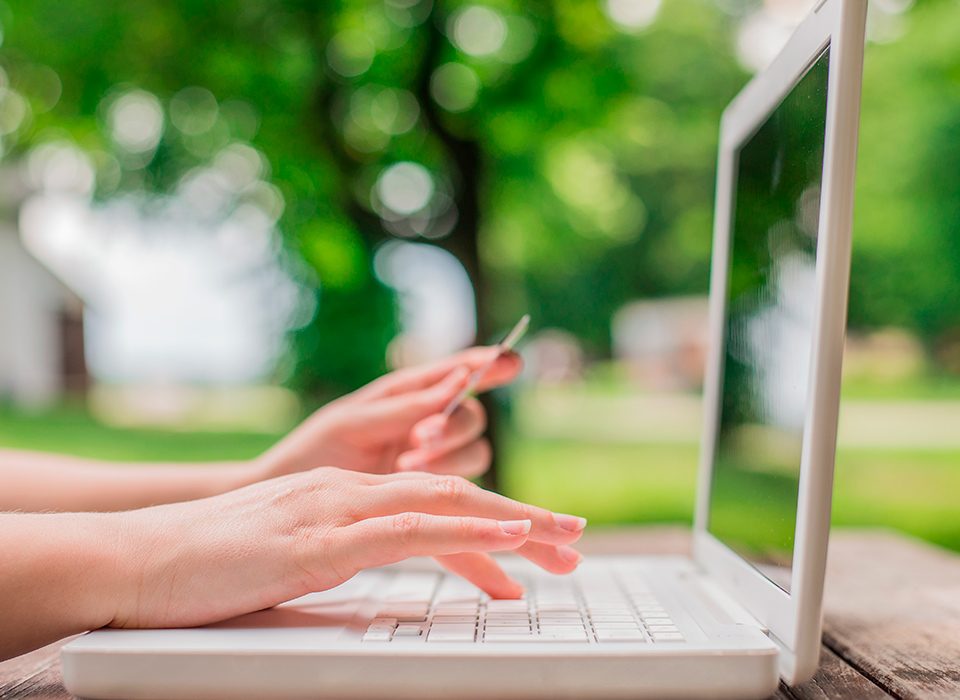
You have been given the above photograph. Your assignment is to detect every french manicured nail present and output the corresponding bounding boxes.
[553,513,588,532]
[557,545,583,565]
[499,519,532,536]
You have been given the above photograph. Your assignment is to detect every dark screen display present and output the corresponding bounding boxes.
[707,48,830,592]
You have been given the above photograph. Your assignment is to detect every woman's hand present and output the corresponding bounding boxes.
[257,347,521,480]
[109,468,585,629]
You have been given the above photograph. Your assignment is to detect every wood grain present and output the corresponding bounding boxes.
[822,532,960,700]
[777,647,891,700]
[0,641,69,700]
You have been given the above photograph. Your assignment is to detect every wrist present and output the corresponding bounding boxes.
[43,512,132,632]
[257,414,336,480]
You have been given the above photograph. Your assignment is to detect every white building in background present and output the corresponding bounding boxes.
[0,224,87,409]
[612,296,709,392]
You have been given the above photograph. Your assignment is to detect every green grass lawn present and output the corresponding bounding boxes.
[0,405,281,462]
[503,436,960,552]
[2,403,958,553]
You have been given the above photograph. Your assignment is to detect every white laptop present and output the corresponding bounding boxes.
[62,1,866,697]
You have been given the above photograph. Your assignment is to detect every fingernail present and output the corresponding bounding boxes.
[499,519,532,536]
[557,545,583,565]
[503,580,526,598]
[553,513,587,532]
[395,455,424,472]
[415,418,446,443]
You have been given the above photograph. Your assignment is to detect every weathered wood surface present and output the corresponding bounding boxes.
[820,533,960,699]
[1,528,956,699]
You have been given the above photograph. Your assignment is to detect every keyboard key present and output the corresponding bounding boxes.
[485,617,531,626]
[640,611,670,619]
[393,624,424,637]
[362,630,393,642]
[646,624,679,633]
[536,603,580,612]
[427,623,476,642]
[584,601,628,610]
[651,632,685,642]
[484,625,530,635]
[596,629,646,642]
[369,618,398,628]
[377,606,429,621]
[486,600,529,612]
[539,629,588,641]
[433,603,480,615]
[431,615,477,624]
[538,615,583,624]
[593,622,641,629]
[539,624,586,634]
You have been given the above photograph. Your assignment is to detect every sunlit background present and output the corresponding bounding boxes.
[0,0,958,551]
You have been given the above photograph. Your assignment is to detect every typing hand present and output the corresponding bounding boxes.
[108,468,586,628]
[258,347,521,479]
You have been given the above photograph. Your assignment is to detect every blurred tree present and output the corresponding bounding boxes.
[0,0,745,394]
[5,0,960,406]
[848,0,960,367]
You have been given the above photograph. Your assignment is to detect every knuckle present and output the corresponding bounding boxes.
[392,512,426,545]
[433,474,470,502]
[307,465,338,487]
[455,517,482,541]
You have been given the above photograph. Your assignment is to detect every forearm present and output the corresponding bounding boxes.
[0,449,266,512]
[0,512,127,661]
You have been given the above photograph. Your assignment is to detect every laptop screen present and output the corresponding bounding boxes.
[707,47,830,593]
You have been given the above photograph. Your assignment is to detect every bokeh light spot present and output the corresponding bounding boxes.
[0,87,29,135]
[170,86,219,135]
[604,0,661,31]
[375,162,434,217]
[107,90,164,154]
[451,5,508,57]
[326,31,376,78]
[430,62,480,112]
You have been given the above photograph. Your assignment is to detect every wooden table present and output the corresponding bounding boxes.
[2,528,958,699]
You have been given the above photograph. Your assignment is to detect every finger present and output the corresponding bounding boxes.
[334,514,531,573]
[515,542,583,575]
[358,367,471,433]
[400,399,486,465]
[434,553,525,599]
[359,347,523,400]
[371,475,587,546]
[397,439,491,478]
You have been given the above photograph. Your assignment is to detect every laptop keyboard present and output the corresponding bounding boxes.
[361,569,685,644]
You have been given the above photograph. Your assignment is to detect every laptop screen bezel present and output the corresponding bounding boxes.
[692,0,866,684]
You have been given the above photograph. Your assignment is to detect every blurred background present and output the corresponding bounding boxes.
[0,0,958,551]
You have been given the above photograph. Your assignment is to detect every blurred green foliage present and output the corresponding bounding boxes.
[1,0,959,390]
